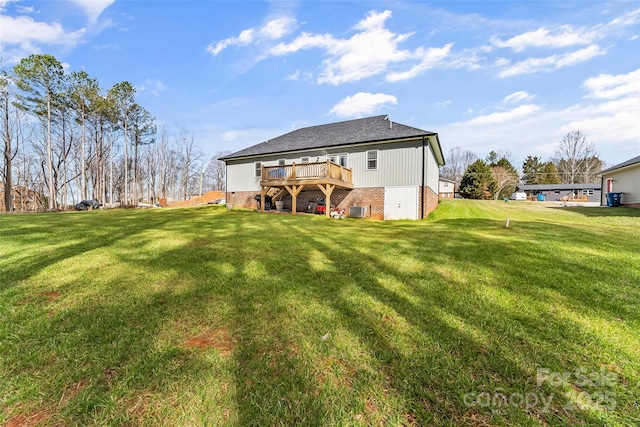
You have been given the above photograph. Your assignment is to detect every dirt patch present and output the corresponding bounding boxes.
[185,328,233,356]
[39,291,61,303]
[169,190,225,207]
[2,410,51,427]
[2,379,88,427]
[364,398,378,414]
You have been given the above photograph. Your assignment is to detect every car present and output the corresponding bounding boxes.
[510,192,527,201]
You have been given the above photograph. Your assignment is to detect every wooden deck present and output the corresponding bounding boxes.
[259,160,353,217]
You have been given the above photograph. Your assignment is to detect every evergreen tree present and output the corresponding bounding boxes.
[459,160,497,199]
[522,156,561,184]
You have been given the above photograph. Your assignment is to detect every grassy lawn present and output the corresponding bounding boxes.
[1,200,639,426]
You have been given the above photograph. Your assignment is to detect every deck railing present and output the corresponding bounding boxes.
[262,160,352,184]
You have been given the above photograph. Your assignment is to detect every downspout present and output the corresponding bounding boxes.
[421,137,426,219]
[224,161,228,204]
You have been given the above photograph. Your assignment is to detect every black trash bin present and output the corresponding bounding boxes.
[606,192,622,207]
[254,194,272,210]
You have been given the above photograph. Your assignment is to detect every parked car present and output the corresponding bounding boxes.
[510,192,527,201]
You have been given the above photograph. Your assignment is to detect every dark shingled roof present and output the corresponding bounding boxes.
[599,155,640,174]
[517,183,600,191]
[223,115,440,161]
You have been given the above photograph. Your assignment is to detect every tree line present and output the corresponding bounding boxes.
[441,131,604,200]
[1,54,228,212]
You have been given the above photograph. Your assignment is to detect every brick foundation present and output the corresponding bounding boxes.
[227,186,439,220]
[225,191,260,210]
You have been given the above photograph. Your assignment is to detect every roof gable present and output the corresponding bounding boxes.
[223,115,440,162]
[599,155,640,174]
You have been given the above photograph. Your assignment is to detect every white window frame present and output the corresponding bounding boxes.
[582,189,594,196]
[366,150,378,170]
[300,156,310,163]
[329,154,347,167]
[277,159,286,166]
[254,161,262,178]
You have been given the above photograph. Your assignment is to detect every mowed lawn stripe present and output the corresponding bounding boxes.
[0,200,638,426]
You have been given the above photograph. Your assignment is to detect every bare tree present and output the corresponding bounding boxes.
[177,128,202,200]
[491,166,519,200]
[206,151,230,191]
[1,69,19,211]
[554,131,602,184]
[441,146,477,186]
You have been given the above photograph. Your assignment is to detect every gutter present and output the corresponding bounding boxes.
[421,137,426,220]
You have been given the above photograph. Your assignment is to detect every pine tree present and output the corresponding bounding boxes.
[459,160,497,199]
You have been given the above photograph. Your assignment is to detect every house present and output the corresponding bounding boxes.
[516,183,601,202]
[0,185,45,212]
[598,155,640,208]
[221,115,445,220]
[439,178,456,199]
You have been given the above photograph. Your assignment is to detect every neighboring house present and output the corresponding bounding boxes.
[222,115,445,220]
[516,183,601,202]
[0,185,45,212]
[598,155,640,208]
[439,178,455,199]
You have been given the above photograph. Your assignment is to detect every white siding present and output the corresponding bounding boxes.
[602,165,640,205]
[226,138,442,191]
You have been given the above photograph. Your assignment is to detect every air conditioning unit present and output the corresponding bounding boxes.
[349,206,366,218]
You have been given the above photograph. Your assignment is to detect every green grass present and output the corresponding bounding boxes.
[1,200,639,426]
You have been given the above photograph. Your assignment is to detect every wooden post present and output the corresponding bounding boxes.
[261,186,269,212]
[317,183,335,218]
[285,184,304,215]
[291,162,296,179]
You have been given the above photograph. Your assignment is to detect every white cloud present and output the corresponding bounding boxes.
[582,68,640,99]
[271,10,418,85]
[386,44,453,82]
[0,0,15,11]
[0,14,86,62]
[467,104,542,125]
[207,15,296,56]
[329,92,397,118]
[438,68,640,166]
[137,79,169,96]
[0,15,85,44]
[608,8,640,27]
[491,25,599,52]
[504,91,534,103]
[498,45,606,78]
[70,0,115,22]
[221,130,244,142]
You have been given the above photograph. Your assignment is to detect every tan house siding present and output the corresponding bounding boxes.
[601,163,640,206]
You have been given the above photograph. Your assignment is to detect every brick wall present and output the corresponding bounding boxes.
[227,186,440,220]
[226,191,259,209]
[421,186,439,219]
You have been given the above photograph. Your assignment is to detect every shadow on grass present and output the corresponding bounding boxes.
[550,206,640,217]
[1,208,638,425]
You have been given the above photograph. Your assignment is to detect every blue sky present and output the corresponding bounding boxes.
[1,0,639,167]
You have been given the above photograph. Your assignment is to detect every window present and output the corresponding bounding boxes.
[277,159,286,166]
[329,154,347,167]
[366,150,378,170]
[582,189,594,196]
[254,161,262,178]
[301,157,310,163]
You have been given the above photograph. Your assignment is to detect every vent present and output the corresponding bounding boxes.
[349,206,366,218]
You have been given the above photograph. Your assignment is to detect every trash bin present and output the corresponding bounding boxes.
[606,192,623,207]
[537,193,546,202]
